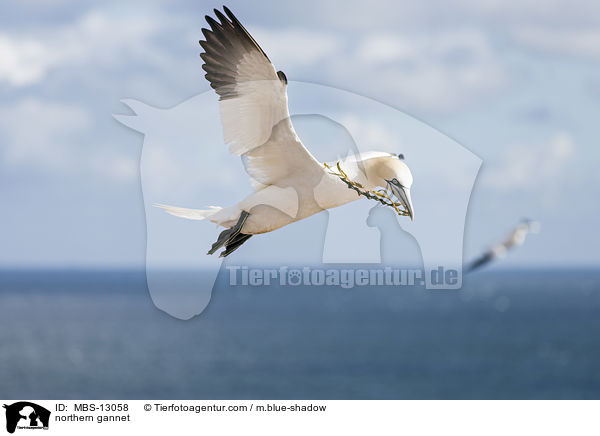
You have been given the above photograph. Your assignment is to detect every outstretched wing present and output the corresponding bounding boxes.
[200,6,322,189]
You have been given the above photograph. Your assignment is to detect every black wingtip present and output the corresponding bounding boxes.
[214,8,228,24]
[201,28,212,39]
[205,15,221,29]
[223,5,240,26]
[199,5,274,99]
[398,153,405,160]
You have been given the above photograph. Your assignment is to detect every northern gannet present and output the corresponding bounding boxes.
[466,219,540,272]
[157,6,415,257]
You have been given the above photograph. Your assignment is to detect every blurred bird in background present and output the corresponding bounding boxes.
[466,219,541,273]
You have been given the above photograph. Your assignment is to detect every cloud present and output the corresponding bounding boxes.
[512,27,600,59]
[483,132,575,192]
[252,28,342,67]
[0,36,49,86]
[261,0,600,35]
[352,29,506,112]
[0,97,137,182]
[0,98,90,167]
[254,27,507,113]
[0,8,166,87]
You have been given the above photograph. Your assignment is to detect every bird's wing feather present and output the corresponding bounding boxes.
[200,7,322,189]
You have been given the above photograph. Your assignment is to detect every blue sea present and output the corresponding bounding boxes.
[1,269,599,399]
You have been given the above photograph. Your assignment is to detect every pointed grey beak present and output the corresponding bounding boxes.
[388,182,414,221]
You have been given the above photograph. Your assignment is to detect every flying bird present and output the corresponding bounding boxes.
[157,6,414,257]
[466,219,540,273]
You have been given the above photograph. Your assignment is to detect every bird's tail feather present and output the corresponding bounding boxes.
[154,204,222,221]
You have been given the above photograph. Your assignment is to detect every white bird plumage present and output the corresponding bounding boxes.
[156,6,415,257]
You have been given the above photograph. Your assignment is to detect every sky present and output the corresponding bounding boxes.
[0,0,599,269]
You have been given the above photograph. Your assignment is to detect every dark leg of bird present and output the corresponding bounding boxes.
[207,210,250,255]
[220,233,253,258]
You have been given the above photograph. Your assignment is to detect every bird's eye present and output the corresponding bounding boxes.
[386,178,405,189]
[391,178,404,188]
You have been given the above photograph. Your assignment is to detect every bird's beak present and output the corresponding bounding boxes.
[389,183,414,221]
